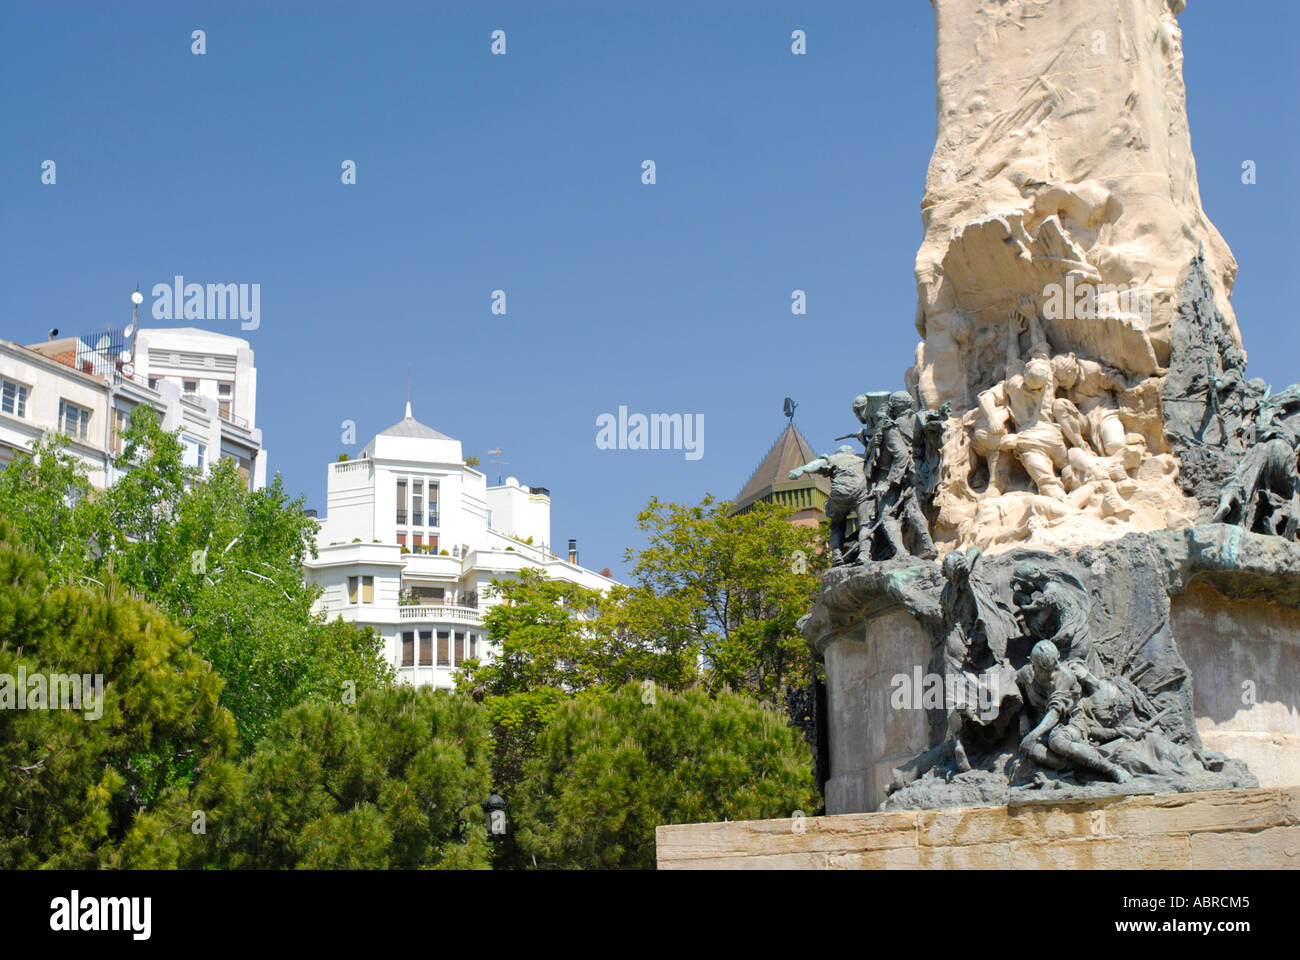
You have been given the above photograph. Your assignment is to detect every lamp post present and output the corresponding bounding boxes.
[482,791,507,840]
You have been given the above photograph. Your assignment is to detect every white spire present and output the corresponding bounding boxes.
[405,400,413,419]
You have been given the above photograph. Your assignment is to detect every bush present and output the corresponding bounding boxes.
[511,684,817,869]
[200,685,494,869]
[0,521,236,869]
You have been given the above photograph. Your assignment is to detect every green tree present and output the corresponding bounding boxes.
[0,520,237,869]
[0,407,393,748]
[457,569,610,788]
[0,433,103,581]
[201,686,493,869]
[621,495,827,700]
[512,683,818,869]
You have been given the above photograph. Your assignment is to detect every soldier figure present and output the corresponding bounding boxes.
[866,392,938,560]
[789,445,872,566]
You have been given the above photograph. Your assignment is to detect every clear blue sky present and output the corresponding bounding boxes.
[3,1,1297,577]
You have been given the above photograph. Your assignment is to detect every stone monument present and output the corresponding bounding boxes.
[798,0,1300,815]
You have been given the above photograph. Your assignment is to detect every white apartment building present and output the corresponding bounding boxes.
[305,404,618,689]
[0,324,267,489]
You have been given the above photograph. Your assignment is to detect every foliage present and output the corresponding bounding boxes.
[459,496,825,824]
[457,569,611,788]
[198,686,493,869]
[512,683,818,869]
[0,408,393,749]
[0,519,237,869]
[621,495,827,700]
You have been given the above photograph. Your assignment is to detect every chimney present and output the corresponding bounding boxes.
[568,539,578,564]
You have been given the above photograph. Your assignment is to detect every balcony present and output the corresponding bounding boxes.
[398,604,483,624]
[400,550,461,578]
[219,407,251,430]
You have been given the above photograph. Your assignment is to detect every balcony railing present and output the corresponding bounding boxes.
[332,458,372,475]
[219,408,250,430]
[398,604,482,623]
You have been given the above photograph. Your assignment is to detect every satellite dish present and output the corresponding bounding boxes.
[95,335,111,351]
[130,290,144,305]
[47,328,59,340]
[783,397,797,421]
[122,362,135,377]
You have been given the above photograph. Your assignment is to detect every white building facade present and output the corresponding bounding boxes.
[305,405,617,689]
[1,325,266,489]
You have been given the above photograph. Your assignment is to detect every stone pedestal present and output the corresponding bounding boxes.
[656,787,1300,870]
[822,607,932,815]
[1173,583,1300,789]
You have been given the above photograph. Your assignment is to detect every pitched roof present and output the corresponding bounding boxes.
[734,423,827,510]
[377,404,452,441]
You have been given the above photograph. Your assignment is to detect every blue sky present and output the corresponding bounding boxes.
[3,1,1297,578]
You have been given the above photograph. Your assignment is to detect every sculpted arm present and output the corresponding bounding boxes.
[789,457,831,480]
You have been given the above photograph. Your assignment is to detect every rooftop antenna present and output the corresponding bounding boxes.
[488,447,510,485]
[122,286,143,378]
[783,396,798,424]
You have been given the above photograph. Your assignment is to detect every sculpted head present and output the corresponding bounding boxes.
[1029,639,1060,677]
[1051,353,1080,390]
[941,549,970,584]
[888,391,915,419]
[1087,679,1132,726]
[1023,357,1052,391]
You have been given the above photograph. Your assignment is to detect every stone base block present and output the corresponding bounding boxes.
[655,786,1300,869]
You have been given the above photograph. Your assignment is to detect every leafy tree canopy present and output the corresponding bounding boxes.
[197,686,493,869]
[0,408,392,749]
[0,519,236,869]
[512,683,819,869]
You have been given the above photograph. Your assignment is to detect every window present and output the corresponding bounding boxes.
[111,408,129,454]
[397,533,406,548]
[218,382,232,397]
[427,535,439,553]
[413,534,422,550]
[58,400,92,441]
[419,630,433,666]
[469,633,478,659]
[412,479,424,526]
[348,576,359,604]
[147,377,159,390]
[428,482,439,527]
[454,631,465,667]
[183,379,198,394]
[1,379,30,418]
[218,382,232,420]
[361,576,374,603]
[401,631,415,667]
[396,478,407,525]
[437,631,450,666]
[412,586,444,604]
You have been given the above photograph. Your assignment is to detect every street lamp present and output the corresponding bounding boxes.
[482,791,507,840]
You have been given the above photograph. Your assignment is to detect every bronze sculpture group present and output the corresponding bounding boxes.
[789,391,946,564]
